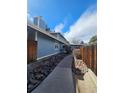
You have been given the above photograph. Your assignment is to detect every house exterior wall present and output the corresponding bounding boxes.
[50,33,68,44]
[57,33,67,43]
[37,32,62,58]
[27,27,35,40]
[27,26,68,60]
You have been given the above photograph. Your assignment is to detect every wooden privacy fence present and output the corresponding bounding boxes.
[27,40,37,64]
[80,44,97,75]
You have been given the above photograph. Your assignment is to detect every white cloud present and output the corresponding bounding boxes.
[54,23,65,33]
[53,14,71,33]
[27,13,33,22]
[64,6,97,44]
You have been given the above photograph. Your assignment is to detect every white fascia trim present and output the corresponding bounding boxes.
[37,52,60,60]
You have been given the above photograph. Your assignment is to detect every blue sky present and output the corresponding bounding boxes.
[28,0,97,43]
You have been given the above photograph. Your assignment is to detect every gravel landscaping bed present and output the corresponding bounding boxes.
[27,53,67,93]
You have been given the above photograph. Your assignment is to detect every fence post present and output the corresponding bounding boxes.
[87,46,92,68]
[91,45,94,72]
[94,45,97,75]
[80,47,84,62]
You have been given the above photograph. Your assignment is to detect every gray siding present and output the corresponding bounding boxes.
[37,32,61,58]
[27,26,35,40]
[27,26,67,59]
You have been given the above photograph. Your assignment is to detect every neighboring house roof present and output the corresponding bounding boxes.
[50,32,68,42]
[70,43,97,47]
[70,44,84,46]
[27,21,69,45]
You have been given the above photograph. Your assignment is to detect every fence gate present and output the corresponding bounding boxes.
[27,40,37,64]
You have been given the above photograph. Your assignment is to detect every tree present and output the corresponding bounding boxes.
[80,41,84,44]
[71,39,80,44]
[89,35,97,44]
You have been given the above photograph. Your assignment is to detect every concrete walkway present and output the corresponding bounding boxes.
[32,55,75,93]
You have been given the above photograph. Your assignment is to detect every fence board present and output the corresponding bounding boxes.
[80,44,97,75]
[27,40,37,64]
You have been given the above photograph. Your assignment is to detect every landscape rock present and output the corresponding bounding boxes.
[27,53,67,93]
